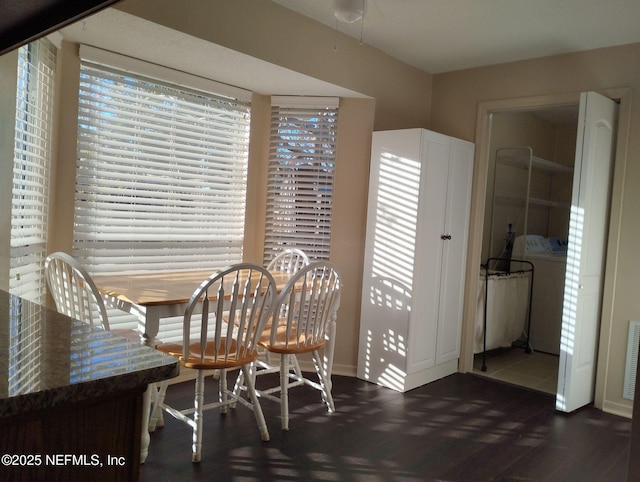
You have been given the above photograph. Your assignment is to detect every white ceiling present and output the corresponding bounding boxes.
[272,0,640,74]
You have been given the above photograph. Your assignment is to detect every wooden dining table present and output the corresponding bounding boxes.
[93,268,295,348]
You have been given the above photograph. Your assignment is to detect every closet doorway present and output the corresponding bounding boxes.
[473,104,579,393]
[469,92,619,412]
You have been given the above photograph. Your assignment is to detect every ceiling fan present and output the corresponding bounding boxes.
[332,0,384,46]
[334,0,368,24]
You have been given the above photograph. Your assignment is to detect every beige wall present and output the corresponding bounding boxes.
[329,97,376,371]
[242,93,271,264]
[432,43,640,417]
[49,41,82,256]
[115,0,432,132]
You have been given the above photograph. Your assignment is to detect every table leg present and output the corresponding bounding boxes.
[140,385,151,464]
[134,305,160,347]
[138,307,161,462]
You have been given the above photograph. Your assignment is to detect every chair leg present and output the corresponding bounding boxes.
[219,369,228,414]
[192,370,206,463]
[291,354,304,381]
[233,368,244,396]
[312,350,335,413]
[280,354,290,430]
[232,362,256,398]
[241,365,270,441]
[250,360,259,388]
[149,381,168,431]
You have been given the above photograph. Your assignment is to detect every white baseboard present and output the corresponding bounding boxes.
[602,399,632,419]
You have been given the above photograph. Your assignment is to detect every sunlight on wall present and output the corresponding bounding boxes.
[556,204,583,411]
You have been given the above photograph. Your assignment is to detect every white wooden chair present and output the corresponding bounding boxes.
[45,252,111,330]
[266,248,310,274]
[45,251,158,462]
[45,251,141,340]
[263,248,310,370]
[238,261,341,430]
[149,264,277,462]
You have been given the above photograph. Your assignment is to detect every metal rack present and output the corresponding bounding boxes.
[489,146,573,261]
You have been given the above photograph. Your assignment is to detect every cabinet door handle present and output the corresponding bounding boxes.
[441,234,452,240]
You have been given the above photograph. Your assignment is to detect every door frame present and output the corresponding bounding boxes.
[459,88,631,411]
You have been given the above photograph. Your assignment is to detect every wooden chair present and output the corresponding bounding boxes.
[266,248,309,273]
[45,252,111,330]
[45,251,159,463]
[263,248,310,370]
[45,251,142,339]
[150,263,277,462]
[240,261,341,430]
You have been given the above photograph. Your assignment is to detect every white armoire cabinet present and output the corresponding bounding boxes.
[357,128,474,392]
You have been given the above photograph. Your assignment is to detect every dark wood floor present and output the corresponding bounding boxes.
[140,373,632,482]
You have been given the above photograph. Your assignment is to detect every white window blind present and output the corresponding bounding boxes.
[10,39,56,305]
[264,97,339,263]
[74,60,251,275]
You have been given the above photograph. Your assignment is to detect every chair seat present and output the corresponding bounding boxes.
[258,323,326,355]
[157,340,259,369]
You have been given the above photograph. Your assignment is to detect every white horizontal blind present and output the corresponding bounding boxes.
[10,39,56,305]
[74,61,251,275]
[264,97,339,263]
[8,297,43,395]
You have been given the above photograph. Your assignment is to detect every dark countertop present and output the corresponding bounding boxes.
[0,289,179,418]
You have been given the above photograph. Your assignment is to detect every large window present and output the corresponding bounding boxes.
[73,51,251,275]
[264,97,339,263]
[10,39,56,304]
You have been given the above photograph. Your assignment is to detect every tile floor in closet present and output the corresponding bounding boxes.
[473,347,559,394]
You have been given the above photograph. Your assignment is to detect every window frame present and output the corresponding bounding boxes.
[263,96,339,264]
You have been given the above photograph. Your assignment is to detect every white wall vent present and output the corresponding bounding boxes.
[623,320,640,400]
